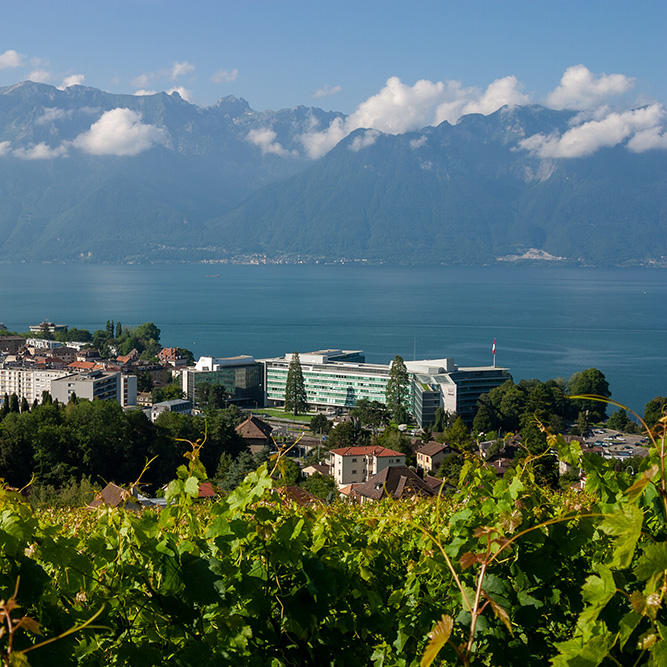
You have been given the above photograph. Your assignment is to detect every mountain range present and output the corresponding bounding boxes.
[1,81,665,265]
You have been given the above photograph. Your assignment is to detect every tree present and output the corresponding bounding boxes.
[374,425,414,466]
[567,368,611,421]
[284,351,308,416]
[137,371,154,393]
[607,409,635,433]
[444,416,472,451]
[350,399,390,433]
[644,396,667,430]
[310,413,332,436]
[386,355,410,423]
[300,473,337,500]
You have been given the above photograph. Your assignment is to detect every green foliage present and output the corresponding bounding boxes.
[284,351,308,416]
[3,398,667,667]
[386,355,410,423]
[309,413,332,436]
[567,368,611,422]
[350,398,390,432]
[151,381,183,404]
[644,396,667,430]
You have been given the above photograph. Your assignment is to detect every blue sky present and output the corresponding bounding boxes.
[1,0,665,113]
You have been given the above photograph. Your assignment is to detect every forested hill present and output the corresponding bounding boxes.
[1,82,666,264]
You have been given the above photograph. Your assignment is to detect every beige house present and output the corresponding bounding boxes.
[329,446,405,488]
[415,441,450,474]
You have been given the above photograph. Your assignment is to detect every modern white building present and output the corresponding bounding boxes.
[262,350,510,426]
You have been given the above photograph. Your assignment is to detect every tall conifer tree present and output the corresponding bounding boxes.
[284,351,308,416]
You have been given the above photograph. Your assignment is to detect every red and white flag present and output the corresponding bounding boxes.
[492,339,496,355]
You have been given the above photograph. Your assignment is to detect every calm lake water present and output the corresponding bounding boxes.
[1,263,665,415]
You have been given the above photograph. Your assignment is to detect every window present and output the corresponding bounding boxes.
[352,470,357,475]
[352,458,357,462]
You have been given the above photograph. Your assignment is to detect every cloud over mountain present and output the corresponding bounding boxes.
[72,108,167,156]
[545,65,635,110]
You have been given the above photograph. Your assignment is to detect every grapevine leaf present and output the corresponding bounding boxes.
[600,504,643,568]
[580,564,616,624]
[626,476,651,503]
[557,438,582,468]
[649,639,667,667]
[459,552,483,569]
[483,591,513,635]
[184,476,200,498]
[421,614,453,667]
[552,621,614,667]
[8,653,30,667]
[618,610,642,650]
[634,542,667,581]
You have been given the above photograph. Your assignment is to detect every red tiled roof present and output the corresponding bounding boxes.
[329,446,404,458]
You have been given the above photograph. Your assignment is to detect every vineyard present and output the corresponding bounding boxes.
[0,410,666,666]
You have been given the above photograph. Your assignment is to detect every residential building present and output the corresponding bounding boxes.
[150,398,192,422]
[50,370,128,405]
[181,355,263,408]
[0,364,71,403]
[350,465,437,503]
[0,336,26,355]
[26,338,63,350]
[415,440,450,474]
[236,415,273,453]
[329,445,406,487]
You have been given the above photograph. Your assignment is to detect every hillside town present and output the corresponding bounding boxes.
[0,321,657,503]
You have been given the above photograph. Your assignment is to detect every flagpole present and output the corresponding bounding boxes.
[492,338,496,368]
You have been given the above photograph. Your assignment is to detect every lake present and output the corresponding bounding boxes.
[1,263,665,416]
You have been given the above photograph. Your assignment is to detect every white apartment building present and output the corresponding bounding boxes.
[329,446,406,487]
[0,366,71,403]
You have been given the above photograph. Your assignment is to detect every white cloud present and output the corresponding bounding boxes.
[627,125,667,152]
[133,89,157,96]
[36,106,99,125]
[299,75,531,158]
[349,129,380,152]
[167,86,193,102]
[13,142,68,160]
[462,76,530,116]
[0,49,25,69]
[27,69,51,83]
[545,64,635,110]
[170,61,194,80]
[36,107,71,124]
[246,128,293,156]
[72,108,167,156]
[0,141,10,156]
[518,104,665,158]
[211,68,238,84]
[132,73,153,88]
[409,135,428,149]
[59,74,85,89]
[313,84,342,99]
